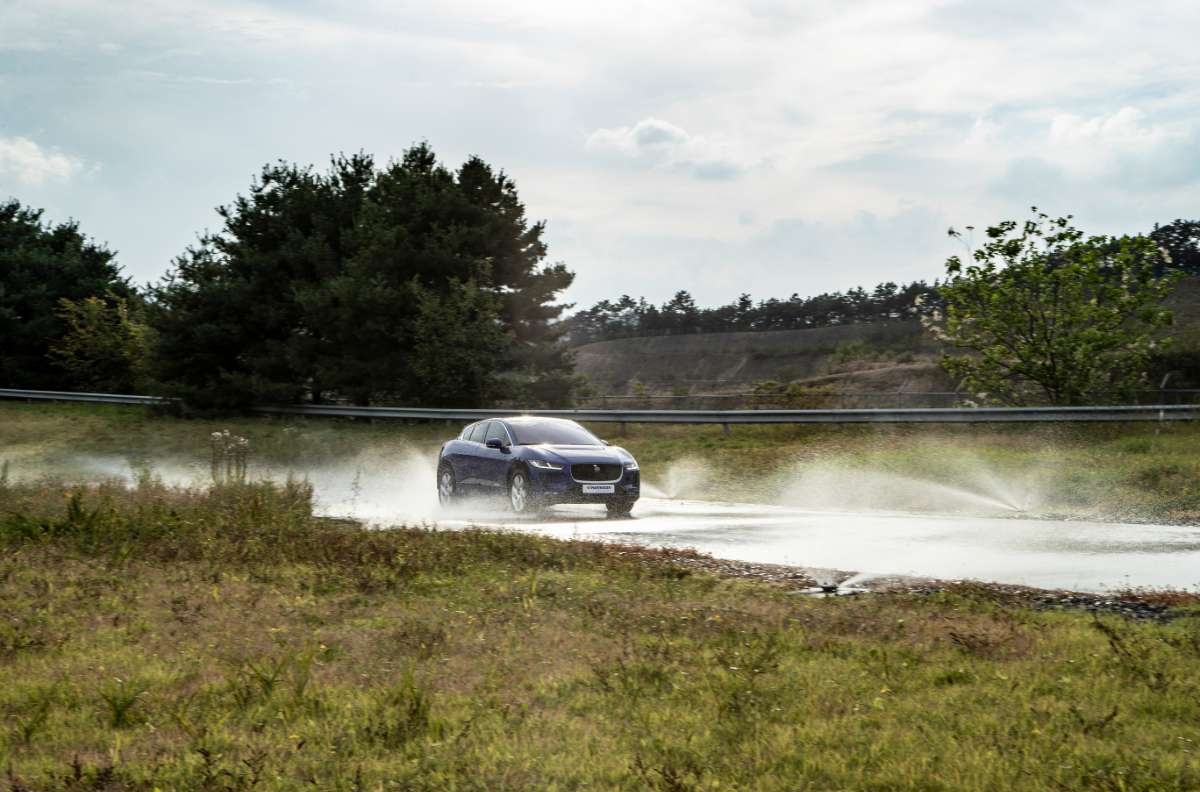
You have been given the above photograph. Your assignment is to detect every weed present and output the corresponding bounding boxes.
[0,613,51,657]
[97,677,145,728]
[633,749,708,792]
[1069,704,1120,736]
[227,645,316,707]
[13,696,52,745]
[1130,462,1193,494]
[1116,436,1154,454]
[362,673,435,748]
[933,668,975,686]
[946,610,1026,658]
[389,619,447,660]
[1163,618,1200,657]
[210,430,251,484]
[1091,617,1174,691]
[191,742,267,791]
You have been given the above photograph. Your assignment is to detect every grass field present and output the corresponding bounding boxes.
[1,476,1199,790]
[2,401,1200,523]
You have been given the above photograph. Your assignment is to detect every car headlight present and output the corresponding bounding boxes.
[623,460,639,471]
[528,459,564,471]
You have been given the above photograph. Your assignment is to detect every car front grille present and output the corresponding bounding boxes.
[571,463,622,482]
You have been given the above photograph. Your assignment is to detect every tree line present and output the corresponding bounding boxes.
[0,144,577,409]
[564,281,941,344]
[567,219,1200,345]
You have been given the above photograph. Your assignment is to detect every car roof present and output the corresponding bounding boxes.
[464,417,584,431]
[499,416,579,424]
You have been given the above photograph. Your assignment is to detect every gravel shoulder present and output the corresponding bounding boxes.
[607,543,1200,622]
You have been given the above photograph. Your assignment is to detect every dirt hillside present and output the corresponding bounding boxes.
[572,319,951,395]
[573,277,1200,397]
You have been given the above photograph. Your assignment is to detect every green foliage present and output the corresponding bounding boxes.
[97,677,146,728]
[150,145,574,409]
[831,338,872,365]
[929,210,1179,405]
[48,293,153,392]
[408,278,509,407]
[0,199,133,389]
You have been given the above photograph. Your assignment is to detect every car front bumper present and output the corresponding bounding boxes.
[527,466,640,503]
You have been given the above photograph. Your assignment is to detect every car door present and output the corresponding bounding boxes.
[443,424,474,480]
[457,421,490,488]
[478,420,513,490]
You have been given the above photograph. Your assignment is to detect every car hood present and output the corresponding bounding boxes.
[526,445,626,465]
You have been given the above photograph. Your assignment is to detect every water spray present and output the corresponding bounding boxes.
[795,582,870,598]
[791,568,872,597]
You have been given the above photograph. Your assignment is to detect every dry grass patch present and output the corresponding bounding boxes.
[2,476,1200,790]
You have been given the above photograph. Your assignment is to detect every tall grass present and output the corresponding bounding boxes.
[0,475,672,580]
[2,477,1200,790]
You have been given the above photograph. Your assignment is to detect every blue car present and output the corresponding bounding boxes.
[436,417,640,516]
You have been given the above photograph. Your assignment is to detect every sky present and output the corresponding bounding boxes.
[2,0,1199,309]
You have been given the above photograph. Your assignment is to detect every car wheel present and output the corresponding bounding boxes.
[509,470,537,514]
[606,499,634,518]
[437,463,457,506]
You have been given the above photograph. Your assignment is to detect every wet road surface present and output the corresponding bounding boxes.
[431,497,1200,594]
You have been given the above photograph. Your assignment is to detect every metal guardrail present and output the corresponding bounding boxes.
[254,403,1199,424]
[0,388,169,406]
[1,388,1197,424]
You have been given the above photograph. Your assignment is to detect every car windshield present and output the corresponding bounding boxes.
[509,420,600,446]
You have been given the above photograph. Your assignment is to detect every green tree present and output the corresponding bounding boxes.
[152,154,374,407]
[0,200,133,388]
[49,294,153,392]
[1149,219,1200,275]
[927,210,1178,406]
[151,145,575,408]
[408,279,509,407]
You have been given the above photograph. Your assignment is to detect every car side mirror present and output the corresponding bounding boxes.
[485,437,504,450]
[600,439,610,446]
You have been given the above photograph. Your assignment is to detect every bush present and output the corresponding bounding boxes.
[0,477,646,581]
[749,380,834,408]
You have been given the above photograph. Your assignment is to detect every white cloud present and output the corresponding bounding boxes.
[586,117,752,180]
[1049,108,1163,145]
[1048,107,1174,164]
[4,0,1200,300]
[0,136,82,186]
[1005,107,1200,192]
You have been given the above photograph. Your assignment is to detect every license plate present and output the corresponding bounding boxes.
[582,484,615,494]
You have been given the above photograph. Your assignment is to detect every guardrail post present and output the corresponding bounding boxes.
[722,422,730,436]
[619,421,627,436]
